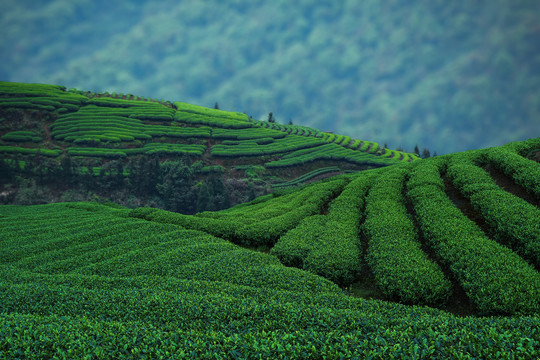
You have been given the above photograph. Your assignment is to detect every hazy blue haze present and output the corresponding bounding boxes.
[1,0,539,154]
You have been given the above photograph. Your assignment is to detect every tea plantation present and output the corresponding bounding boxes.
[0,81,539,358]
[0,81,421,213]
[0,81,416,171]
[1,136,539,358]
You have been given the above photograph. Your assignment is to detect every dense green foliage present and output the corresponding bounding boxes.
[363,166,452,305]
[131,177,348,247]
[271,174,373,286]
[1,130,41,142]
[1,136,540,357]
[0,146,62,157]
[447,150,540,269]
[271,166,340,188]
[1,196,539,358]
[406,160,540,315]
[1,81,420,211]
[482,138,540,200]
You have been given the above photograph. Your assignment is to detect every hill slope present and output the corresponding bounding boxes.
[0,81,416,212]
[0,136,539,358]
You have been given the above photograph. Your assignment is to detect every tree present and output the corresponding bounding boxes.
[196,182,215,213]
[209,177,230,210]
[422,148,431,159]
[414,144,420,155]
[247,181,257,201]
[288,119,293,125]
[0,158,13,184]
[61,155,73,181]
[214,102,219,109]
[157,159,197,213]
[268,112,275,123]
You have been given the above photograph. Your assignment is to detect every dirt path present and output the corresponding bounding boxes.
[403,174,476,316]
[43,123,52,142]
[481,163,538,206]
[43,122,65,153]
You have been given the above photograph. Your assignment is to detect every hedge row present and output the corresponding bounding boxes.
[293,175,376,286]
[271,166,340,188]
[174,101,249,121]
[0,202,539,357]
[211,135,326,157]
[66,143,205,158]
[363,166,452,305]
[270,215,327,268]
[200,165,225,174]
[74,104,175,121]
[51,113,149,142]
[349,139,362,149]
[447,152,540,269]
[406,160,540,315]
[144,125,211,138]
[272,174,377,287]
[256,122,323,138]
[211,127,286,140]
[0,82,87,115]
[0,146,61,157]
[175,110,253,129]
[0,203,339,294]
[142,143,205,156]
[0,82,67,96]
[87,97,170,108]
[220,138,274,145]
[0,82,88,105]
[359,141,380,153]
[265,143,397,168]
[1,131,41,142]
[338,135,352,147]
[482,138,540,200]
[131,177,348,246]
[1,291,538,359]
[52,107,210,142]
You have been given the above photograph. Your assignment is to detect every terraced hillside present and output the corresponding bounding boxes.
[0,81,419,211]
[1,81,538,356]
[1,137,538,358]
[132,137,540,315]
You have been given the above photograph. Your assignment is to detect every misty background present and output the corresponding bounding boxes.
[1,0,539,154]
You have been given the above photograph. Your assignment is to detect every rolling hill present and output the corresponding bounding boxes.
[0,81,539,358]
[0,81,417,212]
[0,137,539,358]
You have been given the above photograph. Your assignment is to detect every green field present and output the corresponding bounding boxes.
[0,81,420,212]
[0,81,417,168]
[1,137,539,358]
[1,81,539,358]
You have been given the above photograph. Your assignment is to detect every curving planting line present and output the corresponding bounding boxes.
[406,160,540,315]
[364,166,452,305]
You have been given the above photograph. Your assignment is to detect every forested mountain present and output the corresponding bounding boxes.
[1,0,539,154]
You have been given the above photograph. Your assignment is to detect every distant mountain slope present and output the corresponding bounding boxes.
[0,81,416,211]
